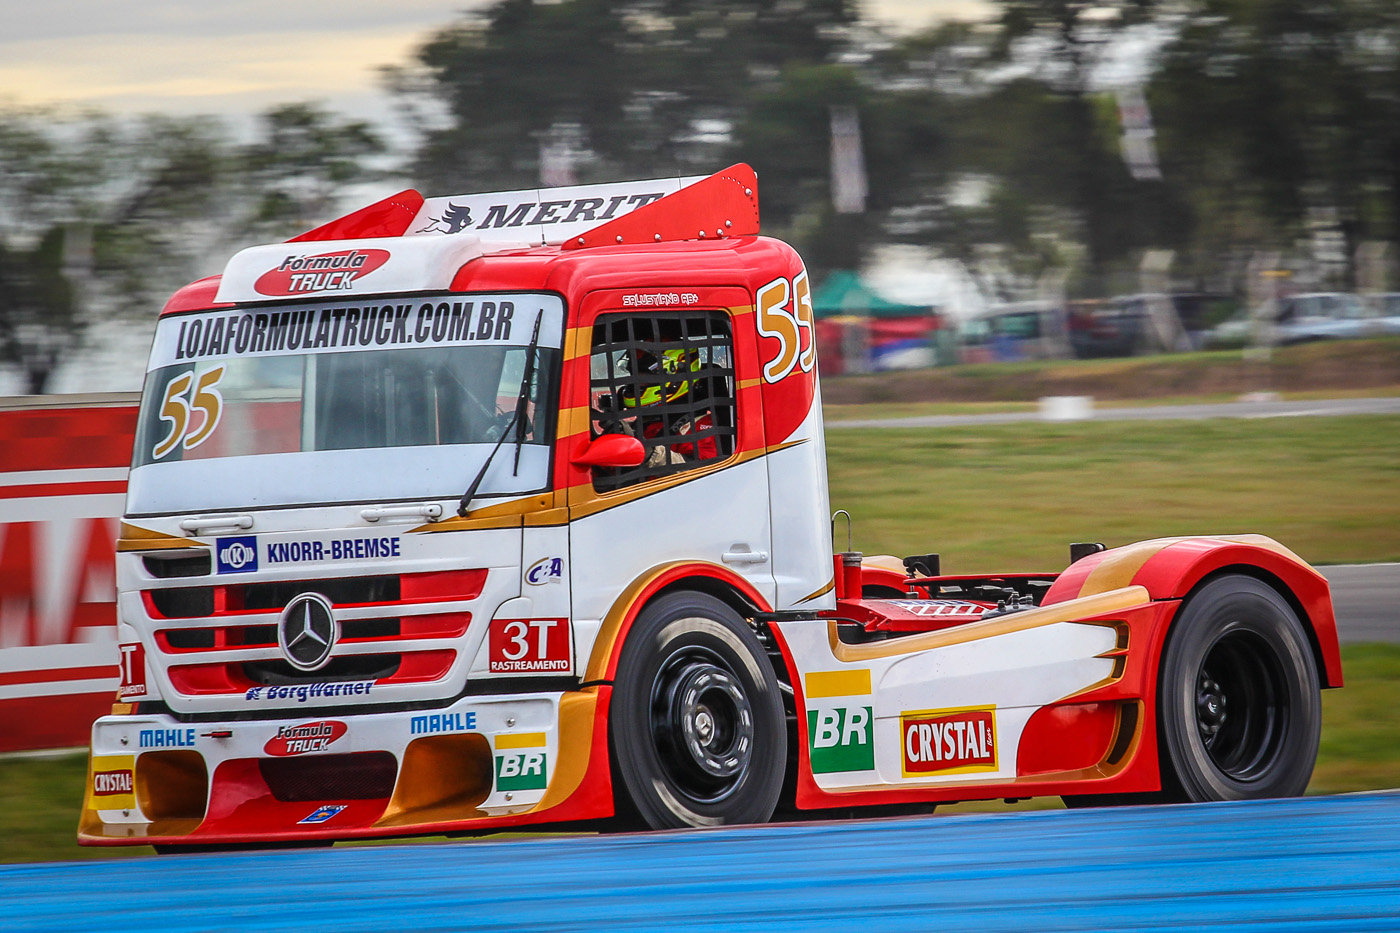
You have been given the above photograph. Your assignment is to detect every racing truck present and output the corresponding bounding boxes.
[81,164,1342,848]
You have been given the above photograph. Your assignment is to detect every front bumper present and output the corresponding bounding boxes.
[79,687,609,846]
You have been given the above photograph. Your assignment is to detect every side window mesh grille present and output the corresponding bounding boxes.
[589,311,737,493]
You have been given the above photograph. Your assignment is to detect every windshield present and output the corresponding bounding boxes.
[127,293,563,515]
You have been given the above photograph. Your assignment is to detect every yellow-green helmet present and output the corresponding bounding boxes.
[622,347,701,408]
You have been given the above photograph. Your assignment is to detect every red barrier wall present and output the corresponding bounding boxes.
[0,396,138,752]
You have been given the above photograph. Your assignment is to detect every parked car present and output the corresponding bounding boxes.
[958,301,1069,363]
[1364,293,1400,336]
[1068,293,1195,358]
[1205,292,1381,348]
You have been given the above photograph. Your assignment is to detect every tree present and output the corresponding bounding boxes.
[1152,0,1391,287]
[241,102,387,234]
[0,228,81,394]
[392,0,861,191]
[1003,4,1164,269]
[0,103,386,393]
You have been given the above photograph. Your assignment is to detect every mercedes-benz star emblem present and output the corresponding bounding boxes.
[277,593,338,671]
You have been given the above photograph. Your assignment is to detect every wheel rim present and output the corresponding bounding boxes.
[648,646,754,804]
[1195,629,1290,781]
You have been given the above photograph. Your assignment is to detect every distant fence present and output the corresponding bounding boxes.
[0,395,138,753]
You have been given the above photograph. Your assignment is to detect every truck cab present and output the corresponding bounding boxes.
[82,166,836,844]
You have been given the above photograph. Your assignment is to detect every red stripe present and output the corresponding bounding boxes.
[0,480,128,499]
[0,406,138,472]
[0,665,117,687]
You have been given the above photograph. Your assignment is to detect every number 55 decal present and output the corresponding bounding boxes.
[153,365,225,459]
[756,271,814,384]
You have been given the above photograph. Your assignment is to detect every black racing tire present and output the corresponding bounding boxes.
[1156,574,1320,802]
[609,591,786,830]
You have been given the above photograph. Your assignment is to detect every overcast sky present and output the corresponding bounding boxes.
[0,1,992,131]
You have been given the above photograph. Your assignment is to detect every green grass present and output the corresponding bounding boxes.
[826,414,1400,571]
[822,387,1400,422]
[823,337,1400,405]
[1314,643,1400,794]
[0,752,144,864]
[6,645,1396,862]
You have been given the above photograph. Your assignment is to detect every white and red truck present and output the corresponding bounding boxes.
[80,164,1341,847]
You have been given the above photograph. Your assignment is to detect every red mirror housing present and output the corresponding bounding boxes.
[572,433,645,469]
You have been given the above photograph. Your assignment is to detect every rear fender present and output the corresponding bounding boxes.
[1047,535,1342,688]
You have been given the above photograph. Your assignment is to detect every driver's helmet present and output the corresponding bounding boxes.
[621,346,701,408]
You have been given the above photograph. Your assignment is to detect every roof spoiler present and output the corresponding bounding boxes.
[286,163,759,249]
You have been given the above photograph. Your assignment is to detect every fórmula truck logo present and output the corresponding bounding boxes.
[216,536,259,574]
[254,249,391,297]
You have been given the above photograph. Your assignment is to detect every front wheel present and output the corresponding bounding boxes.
[609,591,786,829]
[1157,574,1321,802]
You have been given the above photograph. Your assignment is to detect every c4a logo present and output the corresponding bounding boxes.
[806,706,873,773]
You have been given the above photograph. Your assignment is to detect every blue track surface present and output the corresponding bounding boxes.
[6,794,1400,932]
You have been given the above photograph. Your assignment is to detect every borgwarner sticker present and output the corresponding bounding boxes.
[265,720,348,756]
[245,682,375,702]
[216,535,259,574]
[255,249,391,297]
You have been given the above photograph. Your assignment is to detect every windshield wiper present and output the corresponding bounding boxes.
[457,311,544,518]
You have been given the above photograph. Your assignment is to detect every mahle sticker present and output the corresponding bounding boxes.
[807,706,874,774]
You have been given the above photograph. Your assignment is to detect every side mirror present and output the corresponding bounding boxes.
[572,433,645,469]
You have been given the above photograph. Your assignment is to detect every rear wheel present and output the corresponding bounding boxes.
[609,591,786,829]
[1157,575,1320,801]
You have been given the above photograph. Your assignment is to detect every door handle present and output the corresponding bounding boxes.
[722,548,769,565]
[179,514,253,535]
[360,503,444,523]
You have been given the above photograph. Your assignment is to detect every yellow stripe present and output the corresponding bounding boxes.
[557,405,593,438]
[1078,538,1177,597]
[530,689,598,812]
[796,577,835,604]
[805,669,872,698]
[117,523,199,552]
[495,732,547,749]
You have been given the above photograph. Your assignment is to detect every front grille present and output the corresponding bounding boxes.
[142,550,213,578]
[144,568,484,699]
[160,618,405,653]
[150,587,214,619]
[144,576,401,620]
[240,575,400,610]
[259,752,398,801]
[243,655,402,685]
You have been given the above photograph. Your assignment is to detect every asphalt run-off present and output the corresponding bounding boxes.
[6,793,1400,932]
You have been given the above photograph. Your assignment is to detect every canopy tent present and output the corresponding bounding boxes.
[811,270,936,319]
[811,270,944,372]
